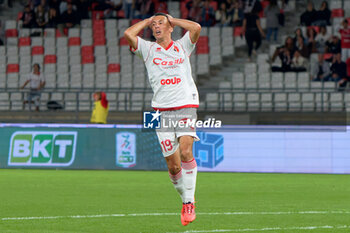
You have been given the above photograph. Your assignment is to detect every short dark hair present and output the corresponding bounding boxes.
[154,12,168,18]
[153,13,172,26]
[33,63,40,70]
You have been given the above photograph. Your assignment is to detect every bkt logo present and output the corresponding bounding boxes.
[8,131,77,167]
[143,110,162,129]
[160,77,181,85]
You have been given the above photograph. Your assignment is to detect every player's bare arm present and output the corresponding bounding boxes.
[167,15,201,44]
[124,17,153,50]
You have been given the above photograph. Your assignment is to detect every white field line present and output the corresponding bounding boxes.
[1,210,350,221]
[169,225,350,233]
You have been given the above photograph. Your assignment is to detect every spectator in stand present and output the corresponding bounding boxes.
[90,92,109,124]
[311,53,331,81]
[325,36,342,60]
[186,0,202,22]
[76,0,91,20]
[314,1,331,26]
[243,0,262,15]
[60,3,79,29]
[242,9,265,60]
[339,19,350,62]
[138,0,155,20]
[271,37,296,72]
[95,0,122,18]
[215,2,232,26]
[20,64,46,112]
[21,5,36,29]
[306,27,317,54]
[330,53,348,88]
[291,51,307,72]
[200,0,215,26]
[296,35,311,58]
[35,4,49,28]
[265,0,280,42]
[48,0,61,15]
[46,7,59,28]
[315,25,331,53]
[293,28,305,46]
[155,0,168,14]
[123,0,134,19]
[300,2,317,26]
[231,0,244,26]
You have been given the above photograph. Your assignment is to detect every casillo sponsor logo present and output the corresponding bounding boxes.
[160,77,181,85]
[8,131,77,167]
[153,58,185,66]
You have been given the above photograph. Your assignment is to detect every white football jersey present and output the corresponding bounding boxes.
[132,31,199,110]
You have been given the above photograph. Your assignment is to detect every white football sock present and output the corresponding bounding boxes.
[169,168,185,202]
[182,158,197,203]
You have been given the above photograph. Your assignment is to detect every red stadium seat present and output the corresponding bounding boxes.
[117,10,125,18]
[17,12,23,21]
[323,53,333,60]
[107,64,121,73]
[89,2,98,10]
[5,29,18,37]
[180,0,189,19]
[81,46,94,56]
[259,0,270,17]
[209,1,217,11]
[93,37,106,45]
[18,37,31,47]
[308,26,320,33]
[346,58,350,76]
[82,54,94,64]
[44,55,57,64]
[234,27,243,37]
[92,11,104,20]
[68,37,81,46]
[131,19,142,25]
[119,37,129,46]
[31,46,44,55]
[93,20,105,29]
[196,36,209,54]
[6,64,19,73]
[332,9,344,18]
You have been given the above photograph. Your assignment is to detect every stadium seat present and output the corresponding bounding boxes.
[19,46,31,56]
[107,64,121,73]
[81,46,94,56]
[5,29,18,37]
[18,37,31,47]
[332,9,344,18]
[31,37,43,46]
[31,46,44,55]
[68,37,81,46]
[6,64,19,73]
[82,54,94,64]
[44,55,57,64]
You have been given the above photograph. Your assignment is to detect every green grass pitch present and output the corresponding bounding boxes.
[0,169,349,233]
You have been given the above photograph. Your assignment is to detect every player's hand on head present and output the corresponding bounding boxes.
[146,16,154,26]
[166,14,174,27]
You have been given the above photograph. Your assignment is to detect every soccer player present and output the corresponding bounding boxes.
[124,13,201,226]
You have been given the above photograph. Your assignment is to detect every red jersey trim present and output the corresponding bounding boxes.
[129,37,138,52]
[153,104,199,111]
[165,41,174,50]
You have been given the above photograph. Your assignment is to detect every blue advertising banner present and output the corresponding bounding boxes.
[1,124,350,174]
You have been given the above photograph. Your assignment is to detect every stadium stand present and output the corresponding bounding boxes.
[0,0,349,116]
